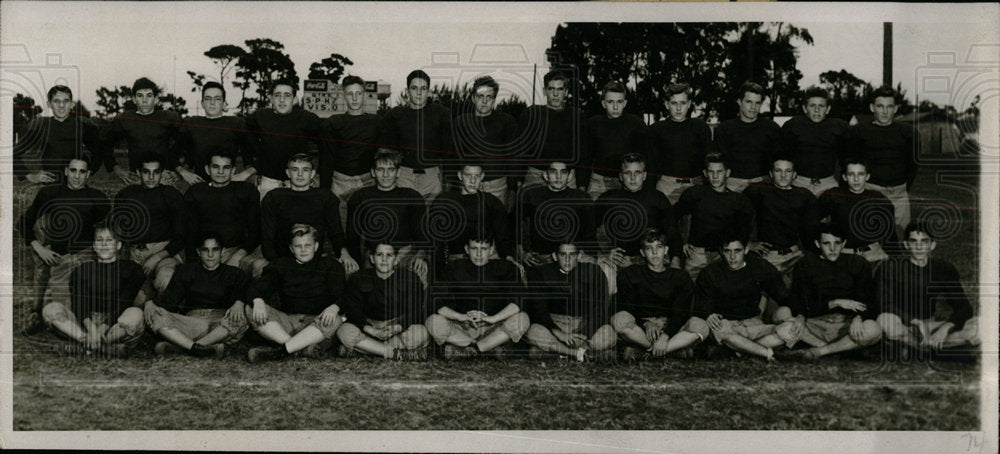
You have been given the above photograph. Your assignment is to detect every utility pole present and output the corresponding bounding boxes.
[883,23,892,87]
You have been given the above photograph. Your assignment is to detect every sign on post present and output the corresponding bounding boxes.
[302,79,379,118]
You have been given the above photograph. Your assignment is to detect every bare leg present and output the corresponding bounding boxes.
[720,334,774,359]
[257,321,292,345]
[158,327,196,350]
[195,325,232,346]
[475,329,511,352]
[525,324,579,356]
[284,325,326,353]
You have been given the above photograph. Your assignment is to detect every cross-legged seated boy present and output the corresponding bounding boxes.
[336,242,430,360]
[694,232,801,361]
[144,232,250,358]
[612,229,707,359]
[524,239,616,361]
[245,224,347,362]
[426,234,528,359]
[42,222,147,356]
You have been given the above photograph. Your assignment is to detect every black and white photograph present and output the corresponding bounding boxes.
[1,1,997,452]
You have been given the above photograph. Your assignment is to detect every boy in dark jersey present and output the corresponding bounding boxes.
[743,155,818,286]
[336,241,430,360]
[713,81,782,193]
[452,75,518,206]
[428,163,513,267]
[426,234,528,359]
[673,152,755,281]
[693,233,800,361]
[144,232,250,358]
[13,85,102,184]
[517,161,597,268]
[346,149,429,284]
[177,81,254,185]
[818,157,896,264]
[245,78,325,201]
[524,240,616,362]
[845,85,920,237]
[323,75,380,227]
[246,225,347,362]
[252,153,356,278]
[19,155,110,333]
[649,83,712,206]
[584,81,647,200]
[612,229,706,359]
[42,222,146,356]
[377,69,451,201]
[111,152,184,294]
[104,77,183,188]
[776,225,882,360]
[876,222,978,354]
[183,150,261,268]
[517,70,586,190]
[781,86,848,197]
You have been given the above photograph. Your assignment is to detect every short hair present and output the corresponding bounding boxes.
[207,149,237,164]
[93,220,121,242]
[814,223,846,242]
[841,156,869,173]
[67,152,92,170]
[664,83,692,99]
[132,77,158,95]
[704,152,727,170]
[372,149,402,169]
[366,240,397,254]
[870,85,898,103]
[342,75,365,89]
[601,81,627,99]
[196,231,226,249]
[472,75,499,96]
[466,230,496,247]
[138,152,165,169]
[286,152,316,169]
[47,85,73,102]
[719,230,749,249]
[202,81,226,99]
[770,153,796,169]
[543,70,570,87]
[802,86,830,103]
[270,78,297,95]
[903,221,937,241]
[406,70,430,87]
[459,162,484,172]
[737,81,765,100]
[640,228,668,247]
[290,223,319,243]
[621,153,646,169]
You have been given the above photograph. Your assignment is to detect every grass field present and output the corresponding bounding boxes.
[8,152,985,431]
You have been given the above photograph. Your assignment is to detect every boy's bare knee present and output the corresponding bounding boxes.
[610,311,636,332]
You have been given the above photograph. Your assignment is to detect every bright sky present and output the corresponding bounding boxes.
[2,2,996,116]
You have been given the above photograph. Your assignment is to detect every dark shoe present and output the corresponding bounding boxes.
[338,344,361,358]
[58,341,91,357]
[443,344,478,360]
[190,343,225,359]
[622,346,642,361]
[154,341,183,356]
[299,343,327,359]
[98,343,128,359]
[247,346,288,363]
[391,347,428,361]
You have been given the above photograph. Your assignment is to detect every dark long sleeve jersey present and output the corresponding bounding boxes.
[436,258,523,315]
[14,115,103,179]
[818,186,897,249]
[345,186,427,260]
[105,109,183,171]
[713,118,782,179]
[791,252,875,319]
[615,264,694,335]
[245,108,325,180]
[158,263,249,313]
[378,103,452,169]
[248,256,346,315]
[19,184,110,254]
[321,113,382,185]
[112,184,185,256]
[519,186,597,255]
[179,116,252,180]
[183,182,261,260]
[517,106,587,172]
[673,185,754,249]
[341,268,426,327]
[595,186,683,260]
[527,262,610,334]
[743,184,818,248]
[586,113,647,178]
[780,116,848,179]
[875,257,973,331]
[845,121,920,188]
[70,260,146,319]
[428,190,513,262]
[646,117,712,180]
[260,187,345,261]
[693,256,789,320]
[452,111,518,180]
